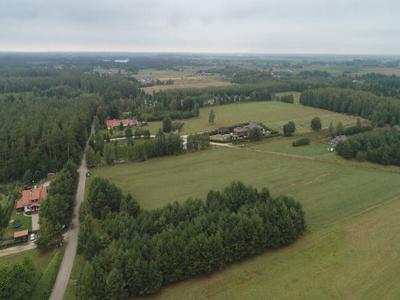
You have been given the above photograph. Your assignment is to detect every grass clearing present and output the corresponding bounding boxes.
[146,101,360,135]
[136,67,233,93]
[92,138,400,299]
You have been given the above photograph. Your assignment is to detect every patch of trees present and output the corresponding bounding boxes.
[0,93,97,182]
[336,128,400,165]
[311,117,322,131]
[94,131,183,165]
[300,88,400,126]
[0,257,36,300]
[76,180,306,299]
[186,133,210,151]
[37,160,78,251]
[292,138,310,147]
[283,121,296,136]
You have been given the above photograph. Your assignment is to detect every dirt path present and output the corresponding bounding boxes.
[0,242,36,257]
[49,124,94,300]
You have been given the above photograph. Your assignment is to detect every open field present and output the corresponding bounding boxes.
[358,67,400,76]
[136,67,233,93]
[90,137,400,299]
[146,100,361,135]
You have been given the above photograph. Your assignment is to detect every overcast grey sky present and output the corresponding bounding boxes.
[0,0,399,54]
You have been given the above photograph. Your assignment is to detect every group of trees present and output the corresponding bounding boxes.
[292,138,310,147]
[300,88,400,126]
[336,128,400,165]
[0,93,97,182]
[276,94,294,104]
[37,160,78,251]
[76,180,306,299]
[0,257,36,300]
[186,133,210,151]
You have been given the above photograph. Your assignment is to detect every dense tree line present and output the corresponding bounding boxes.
[37,160,79,251]
[0,94,97,182]
[300,88,400,126]
[77,180,306,299]
[88,131,183,166]
[336,128,400,165]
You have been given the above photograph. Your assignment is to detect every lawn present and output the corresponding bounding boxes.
[91,139,400,299]
[3,210,32,238]
[0,248,61,281]
[146,101,360,135]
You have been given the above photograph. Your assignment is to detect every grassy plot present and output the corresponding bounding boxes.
[136,67,233,93]
[92,140,400,299]
[146,101,359,135]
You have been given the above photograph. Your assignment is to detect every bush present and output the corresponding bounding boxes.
[292,138,310,147]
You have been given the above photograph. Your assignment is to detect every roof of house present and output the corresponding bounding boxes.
[14,229,29,238]
[106,119,138,128]
[16,187,48,209]
[234,127,247,132]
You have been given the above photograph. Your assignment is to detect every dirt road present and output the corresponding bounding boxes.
[0,242,36,257]
[49,154,87,300]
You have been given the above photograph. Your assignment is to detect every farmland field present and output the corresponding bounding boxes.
[91,135,400,299]
[136,67,233,93]
[146,100,360,135]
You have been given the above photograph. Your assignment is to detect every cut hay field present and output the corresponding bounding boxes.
[146,100,360,135]
[90,136,400,299]
[136,68,232,93]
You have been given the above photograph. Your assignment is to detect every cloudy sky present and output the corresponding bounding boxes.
[0,0,399,54]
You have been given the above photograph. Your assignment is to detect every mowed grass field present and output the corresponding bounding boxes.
[92,136,400,299]
[146,100,360,135]
[136,68,232,93]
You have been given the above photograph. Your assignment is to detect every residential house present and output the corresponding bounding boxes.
[233,127,248,138]
[16,186,48,214]
[106,119,139,130]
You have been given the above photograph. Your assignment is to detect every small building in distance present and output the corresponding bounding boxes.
[233,127,248,138]
[106,119,139,130]
[16,186,48,214]
[330,135,347,146]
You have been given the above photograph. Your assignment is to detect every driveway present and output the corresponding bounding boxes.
[0,242,36,257]
[31,213,39,231]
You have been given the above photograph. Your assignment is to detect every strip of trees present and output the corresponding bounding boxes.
[76,179,306,299]
[336,128,400,165]
[37,160,79,251]
[300,88,400,126]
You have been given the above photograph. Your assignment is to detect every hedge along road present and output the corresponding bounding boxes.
[49,124,93,300]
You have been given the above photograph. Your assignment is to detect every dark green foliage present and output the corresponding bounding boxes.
[300,88,400,126]
[310,117,322,131]
[208,109,215,124]
[283,121,296,136]
[0,257,36,300]
[37,160,78,251]
[336,128,400,166]
[77,180,306,299]
[87,177,122,219]
[186,133,210,151]
[292,138,310,147]
[0,93,97,182]
[162,117,172,133]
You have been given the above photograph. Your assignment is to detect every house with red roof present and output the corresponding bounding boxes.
[106,119,138,130]
[16,186,48,214]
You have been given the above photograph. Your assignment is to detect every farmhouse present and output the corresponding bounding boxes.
[106,119,138,130]
[330,135,347,146]
[233,127,248,138]
[16,186,48,214]
[218,127,230,135]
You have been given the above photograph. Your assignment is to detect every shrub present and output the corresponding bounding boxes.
[292,138,310,147]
